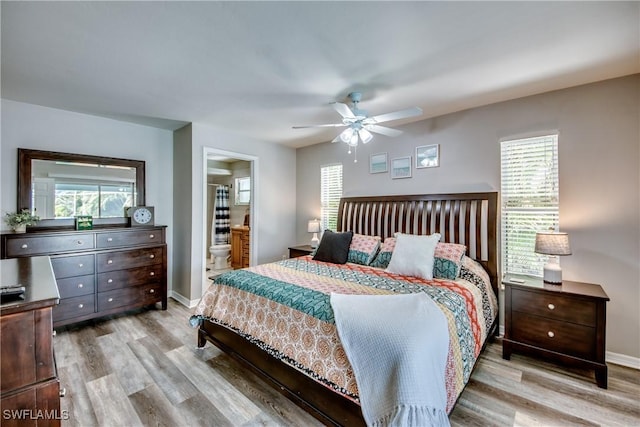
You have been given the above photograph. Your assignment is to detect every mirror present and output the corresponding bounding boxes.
[18,149,145,227]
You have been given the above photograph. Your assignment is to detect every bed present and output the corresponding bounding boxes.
[192,192,498,426]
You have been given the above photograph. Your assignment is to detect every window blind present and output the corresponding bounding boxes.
[501,134,559,276]
[320,163,343,232]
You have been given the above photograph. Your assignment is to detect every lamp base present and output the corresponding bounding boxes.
[310,233,319,248]
[543,262,563,284]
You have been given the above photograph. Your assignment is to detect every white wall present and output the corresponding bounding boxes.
[1,99,175,290]
[295,75,640,361]
[172,123,297,304]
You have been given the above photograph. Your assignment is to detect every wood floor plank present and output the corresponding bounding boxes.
[166,345,263,424]
[127,335,199,405]
[175,393,235,427]
[95,333,154,395]
[57,363,99,427]
[128,384,186,427]
[85,374,144,427]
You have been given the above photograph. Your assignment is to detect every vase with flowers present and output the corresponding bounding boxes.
[5,209,40,233]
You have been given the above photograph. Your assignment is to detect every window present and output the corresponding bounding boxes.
[320,163,343,232]
[235,177,250,205]
[53,182,134,218]
[501,134,559,276]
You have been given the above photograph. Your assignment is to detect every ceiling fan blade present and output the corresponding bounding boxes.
[292,123,346,129]
[365,124,403,137]
[332,102,356,119]
[364,107,423,124]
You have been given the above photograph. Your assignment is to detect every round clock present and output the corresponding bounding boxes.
[128,206,155,226]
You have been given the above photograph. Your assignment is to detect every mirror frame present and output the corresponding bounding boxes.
[18,148,145,228]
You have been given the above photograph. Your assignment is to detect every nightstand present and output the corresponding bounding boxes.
[502,275,609,388]
[288,245,314,258]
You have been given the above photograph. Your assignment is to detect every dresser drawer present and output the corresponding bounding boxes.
[51,254,95,279]
[53,294,95,322]
[511,288,596,326]
[511,311,596,360]
[98,283,162,312]
[97,265,164,292]
[5,234,95,257]
[56,274,95,298]
[96,229,164,248]
[96,246,163,272]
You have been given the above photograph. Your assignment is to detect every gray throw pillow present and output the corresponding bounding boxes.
[312,230,354,264]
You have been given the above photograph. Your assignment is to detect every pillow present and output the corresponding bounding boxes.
[369,237,396,269]
[433,242,467,279]
[312,230,354,264]
[347,233,381,265]
[385,233,441,280]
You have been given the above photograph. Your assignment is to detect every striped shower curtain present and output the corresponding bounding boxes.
[212,185,230,245]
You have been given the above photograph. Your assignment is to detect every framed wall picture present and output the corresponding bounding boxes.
[391,156,412,179]
[416,144,440,168]
[369,152,388,174]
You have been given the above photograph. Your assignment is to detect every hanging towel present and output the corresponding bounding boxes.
[330,292,450,427]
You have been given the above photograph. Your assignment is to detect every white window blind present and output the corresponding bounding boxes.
[320,163,343,232]
[501,134,559,276]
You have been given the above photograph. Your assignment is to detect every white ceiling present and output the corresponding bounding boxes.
[2,1,638,148]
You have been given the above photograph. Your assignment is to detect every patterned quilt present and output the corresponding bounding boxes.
[193,255,497,413]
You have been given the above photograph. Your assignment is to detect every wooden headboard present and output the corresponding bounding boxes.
[337,192,498,295]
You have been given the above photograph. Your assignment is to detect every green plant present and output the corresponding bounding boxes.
[5,209,40,227]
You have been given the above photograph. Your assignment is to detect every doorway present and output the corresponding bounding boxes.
[201,147,257,297]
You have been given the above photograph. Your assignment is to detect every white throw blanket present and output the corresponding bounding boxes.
[330,293,451,427]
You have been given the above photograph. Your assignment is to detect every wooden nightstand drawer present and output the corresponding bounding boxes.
[512,312,596,360]
[511,288,596,326]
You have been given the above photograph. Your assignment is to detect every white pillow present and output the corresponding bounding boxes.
[385,233,441,280]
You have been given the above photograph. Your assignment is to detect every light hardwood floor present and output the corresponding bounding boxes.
[55,299,640,426]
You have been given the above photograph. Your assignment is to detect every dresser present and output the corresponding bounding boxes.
[502,275,609,388]
[1,226,167,328]
[1,256,62,426]
[231,226,250,269]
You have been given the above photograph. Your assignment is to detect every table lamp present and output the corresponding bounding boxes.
[308,219,321,248]
[535,231,571,284]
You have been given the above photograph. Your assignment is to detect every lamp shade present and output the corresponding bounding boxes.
[534,232,571,256]
[307,219,321,233]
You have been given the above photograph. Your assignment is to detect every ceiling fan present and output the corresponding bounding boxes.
[293,92,423,162]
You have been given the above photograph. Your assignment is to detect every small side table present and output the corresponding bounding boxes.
[288,245,314,258]
[502,274,609,388]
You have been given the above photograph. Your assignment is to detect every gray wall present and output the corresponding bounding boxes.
[295,75,640,361]
[1,99,175,290]
[172,124,193,301]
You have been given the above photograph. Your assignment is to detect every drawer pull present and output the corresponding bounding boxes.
[78,304,84,309]
[108,298,113,302]
[547,303,555,310]
[59,388,67,398]
[150,289,155,294]
[150,254,155,259]
[150,234,155,239]
[107,237,113,242]
[76,240,84,245]
[78,263,84,268]
[107,260,113,264]
[52,330,57,337]
[78,283,84,288]
[21,244,28,249]
[150,272,155,276]
[547,331,555,338]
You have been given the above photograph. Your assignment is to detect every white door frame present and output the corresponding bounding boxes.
[201,146,258,296]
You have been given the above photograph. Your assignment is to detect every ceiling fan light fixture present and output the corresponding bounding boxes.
[348,132,359,146]
[340,128,354,143]
[358,128,373,144]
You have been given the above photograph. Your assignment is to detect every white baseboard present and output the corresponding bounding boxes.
[170,291,200,308]
[606,351,640,370]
